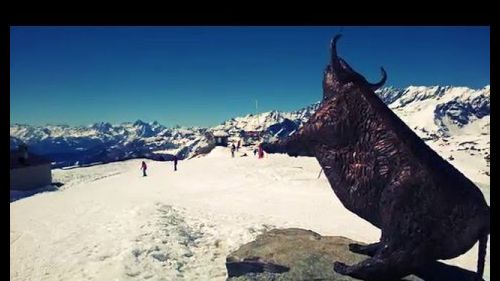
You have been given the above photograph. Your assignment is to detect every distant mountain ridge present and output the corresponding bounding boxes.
[11,85,490,184]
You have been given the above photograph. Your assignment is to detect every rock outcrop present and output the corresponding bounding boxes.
[226,228,483,281]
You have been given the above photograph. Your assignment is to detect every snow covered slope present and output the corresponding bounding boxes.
[10,146,490,281]
[380,85,490,186]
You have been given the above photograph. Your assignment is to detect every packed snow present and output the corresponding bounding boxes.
[10,146,490,281]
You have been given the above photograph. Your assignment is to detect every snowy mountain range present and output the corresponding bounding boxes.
[10,120,209,168]
[10,85,490,184]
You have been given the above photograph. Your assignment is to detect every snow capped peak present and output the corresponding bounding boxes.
[133,120,148,127]
[391,85,449,108]
[90,121,108,127]
[90,122,113,133]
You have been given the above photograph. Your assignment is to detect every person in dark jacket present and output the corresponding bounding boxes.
[173,155,178,171]
[231,144,236,158]
[141,161,147,176]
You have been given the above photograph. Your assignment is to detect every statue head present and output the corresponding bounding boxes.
[322,34,387,100]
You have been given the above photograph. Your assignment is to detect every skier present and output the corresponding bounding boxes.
[237,140,241,152]
[173,155,178,171]
[253,148,258,156]
[141,161,147,177]
[231,144,236,158]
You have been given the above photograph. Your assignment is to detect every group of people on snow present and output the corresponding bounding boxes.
[230,139,265,159]
[140,155,178,177]
[230,140,242,158]
[140,139,267,177]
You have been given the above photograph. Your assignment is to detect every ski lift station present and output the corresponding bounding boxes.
[213,131,229,146]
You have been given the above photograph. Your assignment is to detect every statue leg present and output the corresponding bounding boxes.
[335,180,433,280]
[349,242,381,257]
[334,244,418,281]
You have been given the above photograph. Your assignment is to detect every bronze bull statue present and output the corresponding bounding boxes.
[262,35,490,281]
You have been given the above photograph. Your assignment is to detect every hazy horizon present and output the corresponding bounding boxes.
[10,81,491,128]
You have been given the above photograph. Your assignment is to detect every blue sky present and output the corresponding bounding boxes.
[10,26,490,127]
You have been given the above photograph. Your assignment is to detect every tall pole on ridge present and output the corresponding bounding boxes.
[256,99,262,142]
[256,99,260,130]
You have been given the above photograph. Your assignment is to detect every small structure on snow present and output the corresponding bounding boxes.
[10,146,52,191]
[213,131,229,147]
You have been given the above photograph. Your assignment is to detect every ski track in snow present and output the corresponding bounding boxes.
[122,204,275,280]
[10,147,490,281]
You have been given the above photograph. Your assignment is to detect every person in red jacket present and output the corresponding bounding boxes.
[258,143,264,159]
[141,161,147,177]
